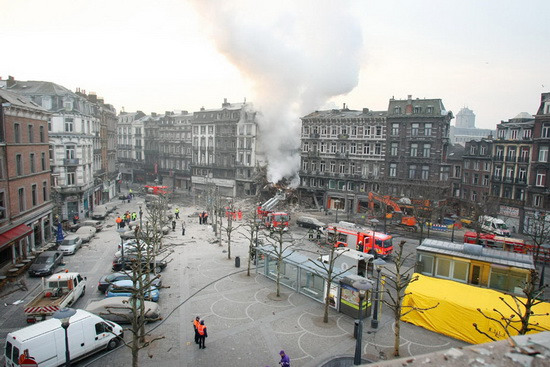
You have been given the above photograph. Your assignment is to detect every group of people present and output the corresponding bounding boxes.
[198,211,209,225]
[115,211,137,229]
[225,208,243,221]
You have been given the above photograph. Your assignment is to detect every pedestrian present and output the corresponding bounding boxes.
[192,316,200,344]
[172,219,176,232]
[279,350,290,367]
[115,216,122,229]
[131,212,137,221]
[182,222,186,236]
[175,208,180,219]
[129,189,133,198]
[199,212,203,225]
[127,195,131,203]
[197,320,207,349]
[316,229,322,240]
[203,212,208,225]
[238,210,242,221]
[73,214,79,225]
[308,228,314,239]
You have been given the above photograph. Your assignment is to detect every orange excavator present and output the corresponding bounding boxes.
[367,192,419,231]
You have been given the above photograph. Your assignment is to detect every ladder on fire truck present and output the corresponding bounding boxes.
[261,191,286,212]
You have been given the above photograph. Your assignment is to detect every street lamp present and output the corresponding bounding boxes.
[139,205,143,228]
[450,214,458,243]
[352,279,373,366]
[370,258,386,329]
[53,308,76,367]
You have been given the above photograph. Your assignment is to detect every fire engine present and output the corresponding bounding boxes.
[463,231,550,263]
[144,185,170,195]
[257,192,290,230]
[326,222,393,258]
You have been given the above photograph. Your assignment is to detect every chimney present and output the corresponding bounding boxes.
[97,97,104,104]
[7,76,16,88]
[407,95,412,102]
[88,92,97,103]
[362,108,370,114]
[200,107,205,111]
[222,98,230,108]
[151,112,157,117]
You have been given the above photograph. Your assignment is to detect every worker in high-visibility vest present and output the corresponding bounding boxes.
[197,320,207,349]
[115,216,122,229]
[175,208,180,219]
[192,316,200,344]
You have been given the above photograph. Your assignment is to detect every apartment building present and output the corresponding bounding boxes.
[299,106,387,215]
[0,90,53,265]
[462,139,493,203]
[117,111,146,182]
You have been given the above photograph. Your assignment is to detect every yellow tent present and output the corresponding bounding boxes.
[401,273,550,344]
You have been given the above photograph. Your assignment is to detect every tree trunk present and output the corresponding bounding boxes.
[323,279,331,323]
[227,230,232,260]
[276,257,281,297]
[394,315,401,357]
[132,333,140,367]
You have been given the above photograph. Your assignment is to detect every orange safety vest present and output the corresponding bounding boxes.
[116,217,122,223]
[193,319,200,330]
[197,324,206,335]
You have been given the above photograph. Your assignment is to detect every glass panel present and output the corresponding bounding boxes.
[279,263,298,290]
[299,269,324,302]
[419,255,434,275]
[489,268,508,291]
[436,258,451,278]
[452,261,468,282]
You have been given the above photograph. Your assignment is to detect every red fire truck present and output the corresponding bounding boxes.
[463,231,550,263]
[326,222,393,258]
[257,192,290,230]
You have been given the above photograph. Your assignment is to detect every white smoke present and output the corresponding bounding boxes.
[191,0,364,185]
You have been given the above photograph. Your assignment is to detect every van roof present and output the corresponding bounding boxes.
[46,272,81,281]
[7,310,93,342]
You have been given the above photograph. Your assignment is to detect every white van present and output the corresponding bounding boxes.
[4,309,123,367]
[480,215,511,237]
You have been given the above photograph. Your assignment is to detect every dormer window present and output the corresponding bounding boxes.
[394,106,401,114]
[413,106,422,114]
[426,106,433,114]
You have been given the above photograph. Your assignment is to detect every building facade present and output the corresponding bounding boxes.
[117,111,146,183]
[450,107,495,146]
[462,139,493,203]
[0,89,53,265]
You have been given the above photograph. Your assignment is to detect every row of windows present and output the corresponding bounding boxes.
[303,141,383,155]
[13,123,46,143]
[301,161,381,176]
[8,182,49,215]
[63,117,97,134]
[303,125,384,138]
[14,153,48,176]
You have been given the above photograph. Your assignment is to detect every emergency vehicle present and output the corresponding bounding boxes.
[144,185,169,195]
[326,222,393,258]
[257,192,290,230]
[463,231,550,263]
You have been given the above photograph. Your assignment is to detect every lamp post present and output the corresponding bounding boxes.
[352,279,373,366]
[139,205,143,228]
[53,308,76,367]
[450,214,458,243]
[370,258,386,329]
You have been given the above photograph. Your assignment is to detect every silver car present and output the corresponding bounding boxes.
[85,297,160,323]
[58,235,82,255]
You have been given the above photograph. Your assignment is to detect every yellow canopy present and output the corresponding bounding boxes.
[401,273,550,344]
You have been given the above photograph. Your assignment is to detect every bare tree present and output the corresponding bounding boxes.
[523,212,550,288]
[383,240,438,357]
[241,209,262,276]
[264,224,295,297]
[307,235,356,323]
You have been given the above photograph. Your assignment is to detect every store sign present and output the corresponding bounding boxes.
[499,205,519,217]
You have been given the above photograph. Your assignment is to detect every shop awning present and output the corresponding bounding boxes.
[0,224,32,250]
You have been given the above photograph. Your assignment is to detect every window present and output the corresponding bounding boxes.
[43,182,48,201]
[339,163,346,174]
[454,166,461,178]
[473,173,479,185]
[18,188,25,212]
[390,143,398,156]
[409,165,417,179]
[330,161,335,173]
[389,163,397,177]
[536,173,546,187]
[374,143,381,155]
[542,125,550,138]
[423,144,431,157]
[413,106,421,114]
[422,166,430,180]
[411,123,419,136]
[30,153,35,173]
[435,258,451,278]
[14,123,21,143]
[66,145,76,159]
[426,106,433,114]
[533,194,543,207]
[480,145,487,155]
[303,142,309,152]
[539,146,548,162]
[472,191,478,201]
[435,258,468,282]
[28,125,34,143]
[483,175,489,186]
[497,129,505,139]
[489,268,527,293]
[330,143,337,153]
[350,143,356,154]
[302,161,309,171]
[64,118,74,132]
[363,143,370,155]
[67,172,76,185]
[469,145,477,155]
[391,123,399,135]
[424,123,432,136]
[375,126,382,136]
[320,161,326,172]
[410,143,418,157]
[494,166,502,178]
[40,126,45,142]
[16,154,23,175]
[523,129,531,139]
[418,254,434,275]
[394,106,401,114]
[0,192,5,219]
[511,129,518,140]
[31,184,37,206]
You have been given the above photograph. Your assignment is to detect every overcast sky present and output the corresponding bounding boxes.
[2,0,549,130]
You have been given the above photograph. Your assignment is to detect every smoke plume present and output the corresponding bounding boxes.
[191,0,363,185]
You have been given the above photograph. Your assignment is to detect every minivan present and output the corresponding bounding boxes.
[4,309,123,367]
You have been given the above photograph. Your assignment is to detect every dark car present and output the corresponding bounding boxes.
[28,251,64,277]
[296,216,326,231]
[112,255,167,273]
[98,271,162,293]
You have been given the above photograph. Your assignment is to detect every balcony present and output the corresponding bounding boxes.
[335,152,348,159]
[337,134,349,140]
[517,156,529,163]
[493,176,502,183]
[309,133,320,139]
[494,155,503,162]
[63,158,80,166]
[515,178,527,185]
[307,151,319,157]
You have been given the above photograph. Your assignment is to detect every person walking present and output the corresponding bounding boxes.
[172,219,176,232]
[203,212,208,225]
[192,316,200,344]
[73,214,79,225]
[115,216,122,229]
[199,212,203,225]
[182,221,186,236]
[131,212,137,221]
[197,320,207,349]
[279,350,290,367]
[175,208,180,219]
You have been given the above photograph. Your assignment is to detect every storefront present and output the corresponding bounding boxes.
[0,224,33,266]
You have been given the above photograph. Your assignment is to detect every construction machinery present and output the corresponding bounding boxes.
[367,192,419,231]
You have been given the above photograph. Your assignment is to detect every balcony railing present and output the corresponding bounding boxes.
[309,133,320,139]
[494,155,503,161]
[63,158,80,166]
[517,156,529,163]
[337,134,349,139]
[505,156,516,162]
[515,178,527,185]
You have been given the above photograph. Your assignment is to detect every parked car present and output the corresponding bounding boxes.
[28,251,64,277]
[75,226,97,243]
[112,255,167,273]
[105,203,118,214]
[92,205,108,220]
[114,245,154,259]
[5,310,123,367]
[58,235,83,255]
[86,297,160,323]
[296,216,326,231]
[105,279,160,302]
[97,271,162,293]
[81,220,103,232]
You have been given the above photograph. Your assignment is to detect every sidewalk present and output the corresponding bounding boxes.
[84,203,467,367]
